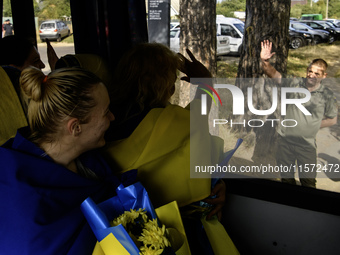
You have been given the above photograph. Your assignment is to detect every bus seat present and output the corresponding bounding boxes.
[0,66,28,145]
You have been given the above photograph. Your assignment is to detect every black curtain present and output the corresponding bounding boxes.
[70,0,148,71]
[10,0,37,46]
[1,0,3,27]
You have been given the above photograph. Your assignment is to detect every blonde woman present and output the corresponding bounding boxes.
[0,67,135,254]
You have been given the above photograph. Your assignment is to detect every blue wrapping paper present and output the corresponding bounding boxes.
[211,138,243,187]
[81,182,157,254]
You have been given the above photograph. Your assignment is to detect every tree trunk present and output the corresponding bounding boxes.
[175,0,216,107]
[236,0,291,165]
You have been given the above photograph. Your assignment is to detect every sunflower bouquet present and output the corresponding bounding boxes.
[81,182,188,255]
[111,208,174,255]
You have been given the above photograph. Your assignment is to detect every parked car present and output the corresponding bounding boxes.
[170,22,179,30]
[300,14,323,21]
[299,20,340,41]
[39,20,70,42]
[170,28,231,56]
[289,29,314,49]
[289,21,331,44]
[324,18,340,25]
[216,15,244,55]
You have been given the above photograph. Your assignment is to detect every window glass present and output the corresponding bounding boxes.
[292,23,310,30]
[41,23,55,29]
[221,24,233,36]
[234,23,244,34]
[326,22,336,28]
[170,29,179,38]
[313,23,323,29]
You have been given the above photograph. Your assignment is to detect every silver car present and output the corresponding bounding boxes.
[39,20,70,42]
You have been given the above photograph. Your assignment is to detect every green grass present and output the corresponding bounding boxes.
[61,34,74,43]
[217,61,239,78]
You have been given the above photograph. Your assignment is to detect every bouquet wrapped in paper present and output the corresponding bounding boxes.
[81,182,190,255]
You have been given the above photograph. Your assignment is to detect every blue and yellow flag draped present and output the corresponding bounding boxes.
[0,127,136,255]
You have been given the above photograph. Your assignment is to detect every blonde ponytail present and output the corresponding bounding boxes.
[20,67,102,144]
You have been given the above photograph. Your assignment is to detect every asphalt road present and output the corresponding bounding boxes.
[37,42,75,74]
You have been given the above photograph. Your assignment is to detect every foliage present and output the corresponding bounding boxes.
[2,0,12,17]
[36,0,71,21]
[328,0,340,18]
[216,0,340,20]
[291,0,340,19]
[216,0,246,18]
[2,0,71,22]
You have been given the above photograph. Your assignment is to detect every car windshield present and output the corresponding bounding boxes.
[170,23,179,29]
[170,29,179,38]
[321,22,332,28]
[41,23,55,29]
[290,22,312,30]
[325,22,337,28]
[234,23,244,34]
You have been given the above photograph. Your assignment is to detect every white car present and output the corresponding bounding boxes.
[216,15,245,55]
[39,20,70,42]
[170,28,230,56]
[170,22,180,30]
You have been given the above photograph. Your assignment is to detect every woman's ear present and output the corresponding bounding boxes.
[67,118,81,136]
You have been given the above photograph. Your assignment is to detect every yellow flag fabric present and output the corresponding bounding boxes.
[102,100,224,208]
[0,67,28,145]
[155,201,191,255]
[92,233,130,255]
[201,216,240,255]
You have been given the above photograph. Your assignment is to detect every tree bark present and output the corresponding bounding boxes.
[236,0,291,165]
[176,0,216,107]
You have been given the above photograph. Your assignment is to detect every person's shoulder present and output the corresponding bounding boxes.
[281,75,304,87]
[321,85,337,101]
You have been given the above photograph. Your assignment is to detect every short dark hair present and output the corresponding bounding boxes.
[0,35,35,67]
[309,59,328,73]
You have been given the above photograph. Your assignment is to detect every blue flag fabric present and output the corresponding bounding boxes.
[0,127,137,255]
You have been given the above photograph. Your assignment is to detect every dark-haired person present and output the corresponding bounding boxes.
[103,42,223,211]
[260,40,338,188]
[2,19,14,37]
[102,43,236,255]
[0,67,136,254]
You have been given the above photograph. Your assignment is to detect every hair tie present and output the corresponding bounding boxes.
[43,75,48,83]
